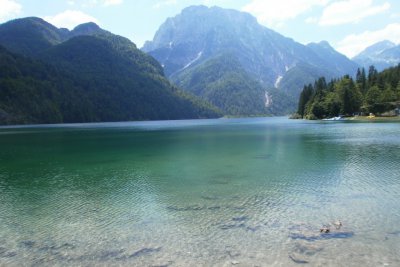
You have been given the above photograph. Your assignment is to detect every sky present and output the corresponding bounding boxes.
[1,0,400,58]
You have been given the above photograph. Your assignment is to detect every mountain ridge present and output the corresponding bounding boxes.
[143,5,359,114]
[353,40,400,71]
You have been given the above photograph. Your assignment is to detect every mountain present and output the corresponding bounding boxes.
[353,40,400,71]
[0,17,110,57]
[69,22,105,37]
[280,41,360,98]
[0,17,64,57]
[143,5,358,115]
[354,40,395,59]
[174,53,266,115]
[0,18,220,125]
[307,41,359,76]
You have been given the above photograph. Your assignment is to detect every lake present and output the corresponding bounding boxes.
[0,117,399,266]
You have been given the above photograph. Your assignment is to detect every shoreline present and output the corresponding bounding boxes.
[345,116,400,122]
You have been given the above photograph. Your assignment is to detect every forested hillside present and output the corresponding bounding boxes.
[0,18,220,125]
[173,54,267,115]
[297,65,400,119]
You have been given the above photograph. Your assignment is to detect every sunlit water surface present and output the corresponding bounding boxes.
[0,117,399,266]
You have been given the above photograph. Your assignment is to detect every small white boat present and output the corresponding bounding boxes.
[322,116,344,121]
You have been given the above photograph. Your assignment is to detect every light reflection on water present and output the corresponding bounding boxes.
[0,117,399,266]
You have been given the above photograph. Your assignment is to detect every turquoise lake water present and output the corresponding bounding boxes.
[0,117,399,266]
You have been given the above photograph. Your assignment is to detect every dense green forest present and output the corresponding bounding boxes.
[174,54,267,116]
[297,64,400,119]
[0,18,220,125]
[174,53,295,116]
[0,43,220,125]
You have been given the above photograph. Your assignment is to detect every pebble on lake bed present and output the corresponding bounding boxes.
[333,220,343,230]
[320,227,330,233]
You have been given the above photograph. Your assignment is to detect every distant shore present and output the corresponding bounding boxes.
[345,116,400,122]
[290,114,400,121]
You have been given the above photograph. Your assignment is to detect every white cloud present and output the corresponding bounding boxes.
[336,23,400,57]
[319,0,390,26]
[44,10,99,29]
[305,17,318,24]
[103,0,123,6]
[69,0,122,7]
[242,0,330,27]
[390,13,400,19]
[0,0,22,22]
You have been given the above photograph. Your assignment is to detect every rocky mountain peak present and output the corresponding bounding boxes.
[353,40,399,71]
[355,40,396,58]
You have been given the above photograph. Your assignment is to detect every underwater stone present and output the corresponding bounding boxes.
[289,253,309,264]
[232,216,249,222]
[0,248,16,258]
[219,223,245,230]
[129,247,162,258]
[167,205,205,211]
[246,225,261,232]
[21,240,36,248]
[99,249,125,260]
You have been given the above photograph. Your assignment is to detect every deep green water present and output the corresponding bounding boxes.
[0,117,399,266]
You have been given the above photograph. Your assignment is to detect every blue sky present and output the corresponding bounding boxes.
[1,0,399,57]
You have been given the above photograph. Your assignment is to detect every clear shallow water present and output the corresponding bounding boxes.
[0,117,399,266]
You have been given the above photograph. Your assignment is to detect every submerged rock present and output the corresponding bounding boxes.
[99,249,125,261]
[245,225,261,232]
[293,242,323,256]
[129,247,162,258]
[287,221,352,264]
[289,222,354,241]
[38,242,76,252]
[333,220,343,230]
[290,231,354,241]
[226,249,241,258]
[167,205,206,211]
[232,216,249,222]
[287,241,324,264]
[387,230,400,236]
[0,247,17,258]
[288,253,309,264]
[219,223,246,230]
[167,204,223,212]
[20,240,36,248]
